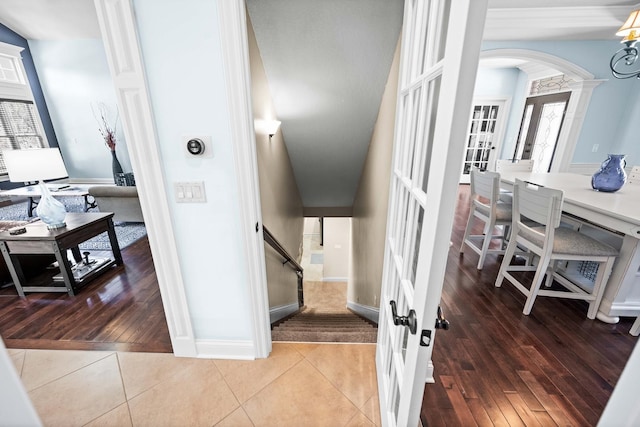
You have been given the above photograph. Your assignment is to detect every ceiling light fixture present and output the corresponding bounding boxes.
[611,9,640,79]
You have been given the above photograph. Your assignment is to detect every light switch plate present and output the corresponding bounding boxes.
[174,181,206,203]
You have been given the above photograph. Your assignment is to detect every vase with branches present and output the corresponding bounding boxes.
[92,102,123,184]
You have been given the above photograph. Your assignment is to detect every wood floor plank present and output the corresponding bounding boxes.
[421,185,638,426]
[0,236,172,353]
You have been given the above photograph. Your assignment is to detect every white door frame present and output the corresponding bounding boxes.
[94,0,271,358]
[480,49,603,173]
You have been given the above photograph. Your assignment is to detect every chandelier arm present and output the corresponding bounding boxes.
[610,46,640,79]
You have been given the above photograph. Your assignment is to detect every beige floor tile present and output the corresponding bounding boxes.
[117,351,198,400]
[84,403,132,427]
[243,359,358,426]
[214,343,302,403]
[305,344,377,408]
[290,342,320,357]
[215,406,254,427]
[21,349,113,391]
[128,359,238,427]
[361,392,381,426]
[346,411,376,427]
[28,354,125,427]
[9,349,25,375]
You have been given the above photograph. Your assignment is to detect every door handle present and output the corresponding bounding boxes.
[390,300,417,334]
[435,305,450,330]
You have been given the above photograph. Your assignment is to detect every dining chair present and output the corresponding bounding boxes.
[495,159,534,173]
[495,179,619,319]
[627,165,640,184]
[460,168,512,270]
[495,159,534,203]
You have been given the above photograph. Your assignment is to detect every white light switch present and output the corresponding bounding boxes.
[175,181,206,203]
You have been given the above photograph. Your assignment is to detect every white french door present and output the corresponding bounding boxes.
[459,100,507,183]
[375,0,488,426]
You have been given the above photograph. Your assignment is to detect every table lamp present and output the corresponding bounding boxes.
[3,148,69,229]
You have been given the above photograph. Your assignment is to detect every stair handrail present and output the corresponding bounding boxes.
[263,225,304,307]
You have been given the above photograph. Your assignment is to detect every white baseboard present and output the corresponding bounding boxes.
[270,302,300,324]
[323,277,348,282]
[194,339,256,360]
[347,301,379,324]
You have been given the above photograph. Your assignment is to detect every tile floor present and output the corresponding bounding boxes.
[8,342,380,426]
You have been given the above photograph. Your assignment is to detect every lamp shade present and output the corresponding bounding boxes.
[3,148,68,182]
[616,10,640,37]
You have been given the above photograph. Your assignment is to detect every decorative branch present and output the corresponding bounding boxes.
[91,102,119,152]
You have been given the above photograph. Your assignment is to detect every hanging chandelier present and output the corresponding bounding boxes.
[611,9,640,79]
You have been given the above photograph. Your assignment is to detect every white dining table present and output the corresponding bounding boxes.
[499,172,640,323]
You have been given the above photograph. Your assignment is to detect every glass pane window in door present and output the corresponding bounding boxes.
[406,87,423,179]
[514,104,533,160]
[530,101,566,173]
[420,76,441,193]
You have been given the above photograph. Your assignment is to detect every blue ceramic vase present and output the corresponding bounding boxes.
[591,154,627,192]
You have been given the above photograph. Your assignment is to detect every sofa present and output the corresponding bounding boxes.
[88,186,144,223]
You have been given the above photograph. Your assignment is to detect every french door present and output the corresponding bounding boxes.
[459,100,507,183]
[513,92,570,173]
[375,0,488,426]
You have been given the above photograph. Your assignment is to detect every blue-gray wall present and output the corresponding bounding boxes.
[0,24,58,189]
[29,39,131,180]
[480,40,640,167]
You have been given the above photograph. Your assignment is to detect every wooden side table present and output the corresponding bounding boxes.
[0,213,122,296]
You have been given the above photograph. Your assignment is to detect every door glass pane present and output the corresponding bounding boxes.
[530,102,566,173]
[395,94,410,172]
[406,87,423,178]
[410,207,424,286]
[514,104,533,160]
[421,76,441,193]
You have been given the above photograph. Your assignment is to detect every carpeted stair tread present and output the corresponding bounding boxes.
[271,309,377,343]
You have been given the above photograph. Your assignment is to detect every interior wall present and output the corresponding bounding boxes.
[29,39,131,180]
[481,40,640,167]
[323,217,350,281]
[473,66,528,160]
[133,0,253,341]
[0,24,58,190]
[247,13,304,309]
[349,37,401,309]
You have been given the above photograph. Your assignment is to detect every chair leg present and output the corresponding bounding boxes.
[631,317,640,336]
[460,207,475,254]
[522,254,552,316]
[495,237,518,288]
[477,219,496,270]
[587,257,616,320]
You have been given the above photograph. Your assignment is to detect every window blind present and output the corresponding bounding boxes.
[0,100,45,174]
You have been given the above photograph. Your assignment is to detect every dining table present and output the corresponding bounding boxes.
[499,172,640,324]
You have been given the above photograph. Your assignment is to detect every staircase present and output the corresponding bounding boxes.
[271,308,378,343]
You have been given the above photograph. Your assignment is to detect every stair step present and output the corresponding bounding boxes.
[271,310,378,343]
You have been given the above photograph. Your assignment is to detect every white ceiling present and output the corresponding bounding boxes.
[0,0,637,207]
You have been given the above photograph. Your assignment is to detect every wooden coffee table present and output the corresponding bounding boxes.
[0,212,122,296]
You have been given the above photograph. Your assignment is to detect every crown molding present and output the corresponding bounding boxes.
[484,5,634,40]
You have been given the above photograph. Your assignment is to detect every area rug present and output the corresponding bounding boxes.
[0,197,147,250]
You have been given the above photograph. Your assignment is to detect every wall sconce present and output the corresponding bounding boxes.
[610,9,640,79]
[254,119,281,140]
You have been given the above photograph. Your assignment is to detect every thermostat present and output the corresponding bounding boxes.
[182,135,213,158]
[186,138,205,155]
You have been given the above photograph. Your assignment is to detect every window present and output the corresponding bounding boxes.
[0,100,45,173]
[0,42,49,178]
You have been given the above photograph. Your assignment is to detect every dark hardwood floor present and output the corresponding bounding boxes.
[421,185,638,426]
[0,236,172,353]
